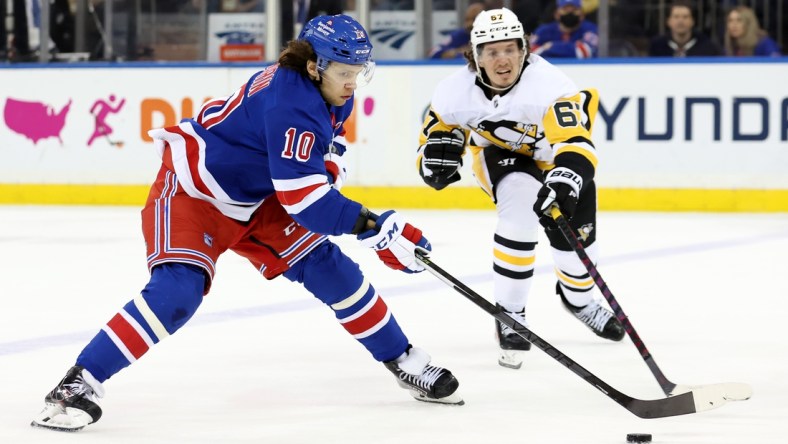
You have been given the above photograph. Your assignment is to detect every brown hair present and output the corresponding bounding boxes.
[463,47,476,70]
[277,40,316,76]
[668,0,695,20]
[724,6,767,56]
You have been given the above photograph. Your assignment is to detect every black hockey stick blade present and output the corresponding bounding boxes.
[415,250,744,419]
[548,206,752,402]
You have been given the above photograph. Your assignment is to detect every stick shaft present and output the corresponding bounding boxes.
[549,206,677,395]
[415,251,698,418]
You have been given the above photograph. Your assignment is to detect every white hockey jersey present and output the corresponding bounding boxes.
[419,54,599,193]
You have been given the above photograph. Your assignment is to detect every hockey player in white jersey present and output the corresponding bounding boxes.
[417,8,625,369]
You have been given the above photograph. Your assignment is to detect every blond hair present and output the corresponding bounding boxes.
[724,6,766,56]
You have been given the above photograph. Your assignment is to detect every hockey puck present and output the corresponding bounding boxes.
[626,433,652,443]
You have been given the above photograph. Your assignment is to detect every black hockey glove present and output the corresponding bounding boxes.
[533,167,582,228]
[419,128,465,191]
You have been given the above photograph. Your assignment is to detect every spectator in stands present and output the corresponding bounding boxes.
[531,0,598,58]
[649,0,720,57]
[429,1,485,59]
[724,5,781,57]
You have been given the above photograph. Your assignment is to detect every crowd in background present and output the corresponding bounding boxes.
[430,0,783,59]
[0,0,784,62]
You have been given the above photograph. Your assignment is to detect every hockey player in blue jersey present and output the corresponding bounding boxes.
[31,14,462,432]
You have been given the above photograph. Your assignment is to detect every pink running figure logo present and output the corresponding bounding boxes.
[88,95,126,147]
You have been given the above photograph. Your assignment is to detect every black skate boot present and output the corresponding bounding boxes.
[495,303,531,369]
[384,345,463,405]
[31,365,104,432]
[558,283,625,341]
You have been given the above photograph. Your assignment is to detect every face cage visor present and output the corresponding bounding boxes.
[316,56,376,88]
[472,39,526,92]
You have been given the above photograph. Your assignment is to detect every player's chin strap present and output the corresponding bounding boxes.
[547,205,752,401]
[475,49,529,93]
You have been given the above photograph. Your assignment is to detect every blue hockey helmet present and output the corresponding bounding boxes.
[299,15,375,86]
[299,15,373,68]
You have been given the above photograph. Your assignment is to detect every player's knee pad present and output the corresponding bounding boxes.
[132,262,206,337]
[75,263,205,381]
[492,174,540,286]
[283,241,365,307]
[285,242,406,360]
[495,172,541,241]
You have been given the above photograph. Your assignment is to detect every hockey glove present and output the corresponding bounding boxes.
[419,128,465,191]
[357,210,432,274]
[533,167,582,228]
[324,152,347,191]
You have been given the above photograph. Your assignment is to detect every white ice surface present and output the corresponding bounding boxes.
[1,206,786,443]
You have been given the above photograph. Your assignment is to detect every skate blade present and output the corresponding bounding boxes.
[31,404,91,432]
[31,420,86,433]
[498,349,524,370]
[410,390,465,406]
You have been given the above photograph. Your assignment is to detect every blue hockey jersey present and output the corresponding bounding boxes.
[148,64,363,236]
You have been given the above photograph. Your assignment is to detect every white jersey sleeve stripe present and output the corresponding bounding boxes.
[274,180,331,215]
[272,174,332,214]
[148,124,264,221]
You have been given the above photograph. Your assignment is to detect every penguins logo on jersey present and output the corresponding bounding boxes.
[475,119,545,155]
[578,223,594,242]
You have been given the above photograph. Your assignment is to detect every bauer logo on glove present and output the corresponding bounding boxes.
[533,166,583,226]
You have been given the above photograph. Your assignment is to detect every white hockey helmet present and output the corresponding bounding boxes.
[470,7,525,50]
[470,8,527,89]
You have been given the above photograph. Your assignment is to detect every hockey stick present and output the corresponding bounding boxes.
[415,250,744,419]
[548,206,752,401]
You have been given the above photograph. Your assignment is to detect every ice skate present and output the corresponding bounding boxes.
[31,365,104,432]
[384,345,463,405]
[558,283,625,341]
[494,303,531,369]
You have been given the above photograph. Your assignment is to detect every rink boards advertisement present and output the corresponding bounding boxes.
[0,60,786,210]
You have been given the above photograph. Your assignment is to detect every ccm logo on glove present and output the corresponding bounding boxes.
[357,210,432,274]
